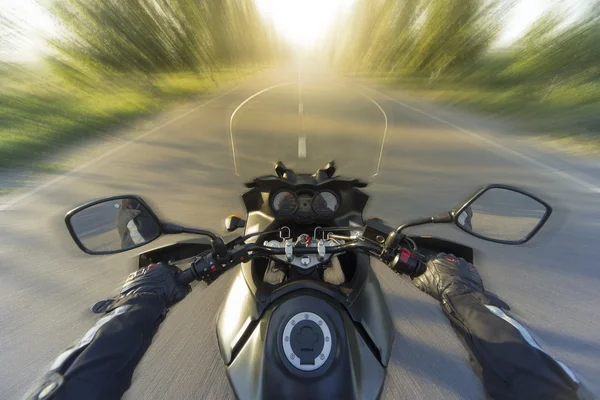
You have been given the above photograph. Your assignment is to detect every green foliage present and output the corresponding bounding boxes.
[333,0,510,76]
[507,5,600,84]
[336,0,600,150]
[0,70,248,169]
[1,0,275,170]
[49,0,275,76]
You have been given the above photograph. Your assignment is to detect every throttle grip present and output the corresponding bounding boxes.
[175,246,249,285]
[174,251,215,284]
[176,268,197,285]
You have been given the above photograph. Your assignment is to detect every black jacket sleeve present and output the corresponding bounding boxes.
[26,293,165,400]
[443,292,592,400]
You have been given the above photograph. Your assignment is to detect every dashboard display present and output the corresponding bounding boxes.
[272,191,298,215]
[297,194,313,212]
[312,191,339,216]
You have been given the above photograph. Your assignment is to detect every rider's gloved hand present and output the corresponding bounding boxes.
[413,253,483,301]
[92,262,191,313]
[413,253,509,308]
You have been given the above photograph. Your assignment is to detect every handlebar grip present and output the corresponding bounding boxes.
[173,254,217,285]
[388,247,426,277]
[176,267,197,285]
[179,251,228,284]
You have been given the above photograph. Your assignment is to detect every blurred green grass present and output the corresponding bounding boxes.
[363,71,600,154]
[0,69,250,170]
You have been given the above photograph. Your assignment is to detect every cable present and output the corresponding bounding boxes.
[404,236,417,251]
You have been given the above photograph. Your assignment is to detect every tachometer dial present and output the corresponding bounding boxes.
[272,191,299,215]
[312,191,339,216]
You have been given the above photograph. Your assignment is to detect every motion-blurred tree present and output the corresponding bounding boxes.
[509,3,600,84]
[334,0,511,78]
[408,0,508,76]
[47,0,275,81]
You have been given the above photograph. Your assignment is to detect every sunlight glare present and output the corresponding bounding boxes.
[255,0,352,48]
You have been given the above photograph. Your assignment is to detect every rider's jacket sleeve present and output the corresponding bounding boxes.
[443,292,594,400]
[25,293,165,400]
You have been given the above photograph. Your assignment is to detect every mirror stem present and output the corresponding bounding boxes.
[161,222,227,258]
[162,222,218,240]
[431,212,453,224]
[162,222,184,234]
[395,212,453,234]
[395,217,434,234]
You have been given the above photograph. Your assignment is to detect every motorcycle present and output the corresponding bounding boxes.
[64,161,551,399]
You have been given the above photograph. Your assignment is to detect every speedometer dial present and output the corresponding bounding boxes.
[312,191,339,216]
[272,191,298,216]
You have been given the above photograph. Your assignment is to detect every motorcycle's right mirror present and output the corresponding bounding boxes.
[453,184,552,245]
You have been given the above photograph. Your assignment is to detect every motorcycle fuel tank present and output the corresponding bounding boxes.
[223,292,387,400]
[216,251,395,400]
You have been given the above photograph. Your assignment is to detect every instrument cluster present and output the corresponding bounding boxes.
[271,190,340,220]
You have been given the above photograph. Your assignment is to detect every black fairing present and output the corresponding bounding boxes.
[346,253,395,366]
[226,293,386,400]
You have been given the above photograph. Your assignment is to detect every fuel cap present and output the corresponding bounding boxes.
[282,312,332,371]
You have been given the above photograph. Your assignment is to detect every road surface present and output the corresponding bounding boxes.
[1,67,600,399]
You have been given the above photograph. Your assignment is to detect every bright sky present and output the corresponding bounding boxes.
[0,0,589,62]
[0,0,55,62]
[499,0,585,44]
[255,0,587,48]
[501,0,548,44]
[255,0,352,48]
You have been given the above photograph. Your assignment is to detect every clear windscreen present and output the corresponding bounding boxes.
[229,78,387,181]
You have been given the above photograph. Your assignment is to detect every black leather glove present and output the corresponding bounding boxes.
[413,253,483,301]
[92,262,190,313]
[412,253,509,310]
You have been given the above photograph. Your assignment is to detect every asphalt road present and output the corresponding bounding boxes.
[2,67,600,399]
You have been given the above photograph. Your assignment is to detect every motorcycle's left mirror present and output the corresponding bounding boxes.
[65,195,162,255]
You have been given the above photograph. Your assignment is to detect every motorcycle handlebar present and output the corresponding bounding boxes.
[244,241,382,255]
[175,239,425,285]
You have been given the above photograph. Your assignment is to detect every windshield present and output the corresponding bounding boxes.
[229,76,387,181]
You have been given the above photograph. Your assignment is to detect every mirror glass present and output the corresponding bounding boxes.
[456,188,549,243]
[67,197,161,254]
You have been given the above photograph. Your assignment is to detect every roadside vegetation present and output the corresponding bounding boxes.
[331,0,600,153]
[0,0,279,170]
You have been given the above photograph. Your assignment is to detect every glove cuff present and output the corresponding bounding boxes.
[443,282,481,299]
[443,288,510,312]
[24,371,64,400]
